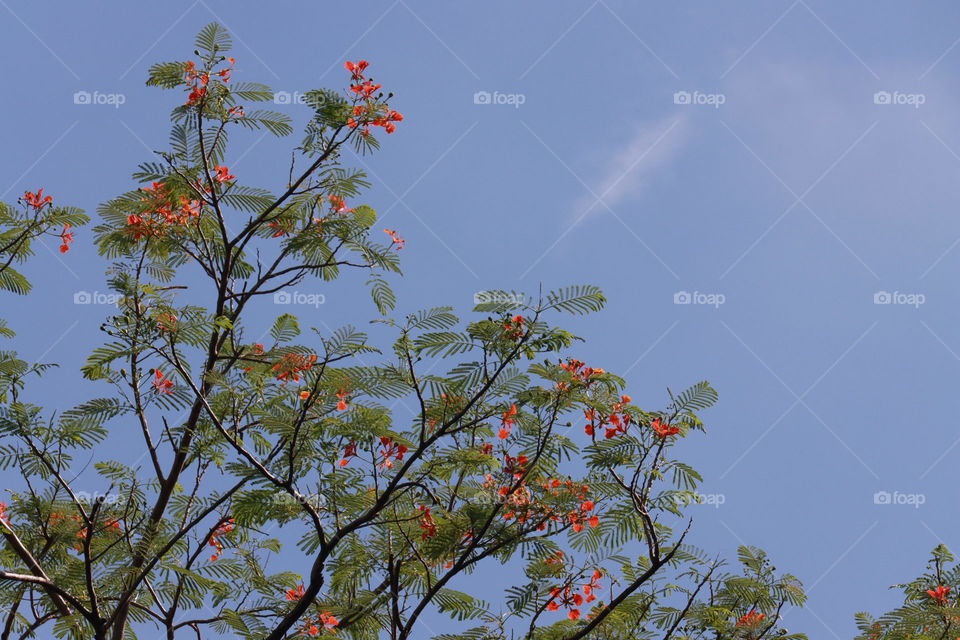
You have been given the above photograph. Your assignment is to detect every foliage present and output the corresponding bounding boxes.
[0,23,805,640]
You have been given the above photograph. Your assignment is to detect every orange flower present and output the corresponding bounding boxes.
[344,60,369,80]
[207,518,234,561]
[651,418,679,440]
[928,585,952,605]
[214,166,235,183]
[59,224,74,253]
[152,370,174,395]
[23,189,53,210]
[285,584,305,601]
[339,441,357,467]
[383,228,405,250]
[737,610,766,627]
[499,403,517,439]
[335,388,349,411]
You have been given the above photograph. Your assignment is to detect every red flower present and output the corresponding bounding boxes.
[285,584,305,601]
[503,315,525,341]
[152,370,174,395]
[328,195,353,214]
[344,60,369,80]
[214,166,235,183]
[207,518,234,561]
[651,418,679,440]
[737,610,766,627]
[339,441,357,467]
[383,228,405,250]
[379,436,408,469]
[0,502,9,524]
[217,57,235,82]
[927,585,952,605]
[23,188,53,210]
[335,388,349,411]
[59,224,74,253]
[499,403,517,439]
[271,353,317,382]
[418,505,437,540]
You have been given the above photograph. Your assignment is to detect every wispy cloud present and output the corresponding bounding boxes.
[574,115,690,219]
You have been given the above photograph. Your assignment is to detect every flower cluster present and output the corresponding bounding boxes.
[927,585,951,605]
[339,441,358,467]
[379,436,409,470]
[483,467,599,534]
[126,181,204,241]
[502,315,525,341]
[499,403,518,439]
[583,395,632,439]
[335,389,349,411]
[156,312,178,333]
[383,228,405,250]
[547,570,603,620]
[74,518,121,552]
[208,518,235,561]
[23,188,53,210]
[651,417,679,440]
[556,358,604,392]
[418,505,437,540]
[300,612,339,636]
[183,56,234,106]
[272,353,317,383]
[736,610,766,627]
[0,502,8,524]
[343,60,404,136]
[285,584,305,601]
[153,370,174,395]
[59,224,73,253]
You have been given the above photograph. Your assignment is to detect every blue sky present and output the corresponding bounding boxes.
[3,0,960,637]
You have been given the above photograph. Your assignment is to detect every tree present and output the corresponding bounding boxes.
[853,545,960,640]
[0,23,806,640]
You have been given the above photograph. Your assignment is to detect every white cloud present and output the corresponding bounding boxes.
[574,115,690,220]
